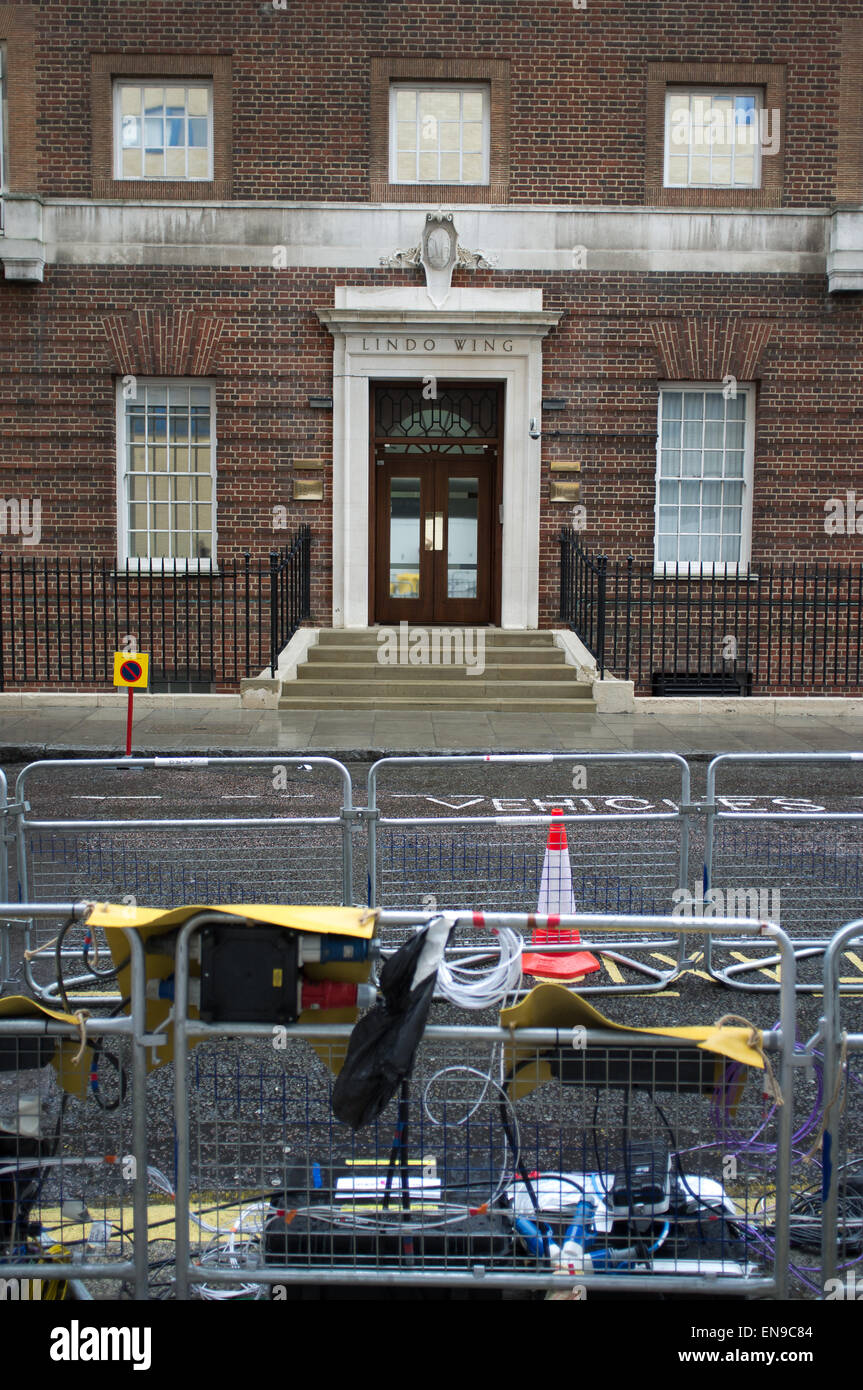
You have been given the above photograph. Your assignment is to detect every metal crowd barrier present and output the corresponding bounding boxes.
[9,756,356,1005]
[0,768,11,991]
[703,752,863,992]
[0,904,148,1299]
[818,917,863,1292]
[367,753,695,994]
[171,910,796,1300]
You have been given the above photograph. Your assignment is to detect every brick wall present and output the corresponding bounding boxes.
[1,0,856,206]
[2,264,863,637]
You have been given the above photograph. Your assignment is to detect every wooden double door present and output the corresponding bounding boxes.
[371,381,503,626]
[374,454,496,625]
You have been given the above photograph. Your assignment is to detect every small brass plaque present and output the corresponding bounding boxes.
[549,460,582,472]
[294,478,324,501]
[293,459,326,471]
[550,480,581,503]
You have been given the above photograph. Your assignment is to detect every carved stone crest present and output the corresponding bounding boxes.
[381,211,497,307]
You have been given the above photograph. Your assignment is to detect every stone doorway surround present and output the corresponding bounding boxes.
[317,287,562,629]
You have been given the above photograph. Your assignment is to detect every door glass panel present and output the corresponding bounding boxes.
[389,477,421,597]
[447,476,479,598]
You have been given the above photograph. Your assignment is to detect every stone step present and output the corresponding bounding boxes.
[314,627,559,648]
[277,695,598,712]
[282,679,594,699]
[297,662,576,682]
[305,645,569,667]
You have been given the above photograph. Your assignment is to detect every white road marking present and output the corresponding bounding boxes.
[72,795,161,801]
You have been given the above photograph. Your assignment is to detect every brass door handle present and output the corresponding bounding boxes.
[424,513,444,551]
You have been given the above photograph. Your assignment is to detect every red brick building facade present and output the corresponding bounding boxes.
[1,2,863,691]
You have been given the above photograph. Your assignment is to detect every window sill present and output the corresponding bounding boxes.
[371,180,508,203]
[93,177,228,200]
[652,567,757,580]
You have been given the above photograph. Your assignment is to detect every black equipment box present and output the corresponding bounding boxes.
[263,1209,513,1270]
[199,924,299,1024]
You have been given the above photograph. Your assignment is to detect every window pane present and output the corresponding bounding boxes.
[662,420,681,448]
[395,89,415,120]
[117,83,211,180]
[124,381,214,564]
[666,89,762,188]
[655,389,750,570]
[702,534,720,561]
[397,122,416,151]
[187,86,209,117]
[661,450,680,477]
[660,449,680,477]
[121,114,141,148]
[391,85,487,184]
[447,477,479,598]
[120,86,141,116]
[187,148,208,178]
[389,478,421,597]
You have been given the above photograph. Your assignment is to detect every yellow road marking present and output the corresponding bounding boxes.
[730,950,780,982]
[649,951,715,982]
[600,954,625,984]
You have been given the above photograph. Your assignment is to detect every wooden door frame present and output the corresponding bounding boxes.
[368,379,504,626]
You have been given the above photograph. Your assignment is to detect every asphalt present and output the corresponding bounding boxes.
[2,700,863,760]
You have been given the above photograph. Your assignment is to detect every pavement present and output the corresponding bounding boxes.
[1,699,863,759]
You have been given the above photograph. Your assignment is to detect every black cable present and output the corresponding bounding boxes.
[398,1080,411,1214]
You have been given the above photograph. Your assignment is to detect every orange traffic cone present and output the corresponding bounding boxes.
[522,809,601,981]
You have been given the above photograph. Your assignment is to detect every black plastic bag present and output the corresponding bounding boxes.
[332,919,451,1129]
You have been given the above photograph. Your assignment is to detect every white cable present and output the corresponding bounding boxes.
[436,925,523,1010]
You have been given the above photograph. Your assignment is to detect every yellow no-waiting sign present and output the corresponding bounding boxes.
[113,652,149,689]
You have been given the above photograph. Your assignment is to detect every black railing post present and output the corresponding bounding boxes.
[243,552,251,678]
[624,556,633,682]
[269,550,279,679]
[595,554,608,680]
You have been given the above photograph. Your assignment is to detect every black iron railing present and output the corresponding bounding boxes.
[269,526,311,678]
[0,530,312,691]
[560,529,863,695]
